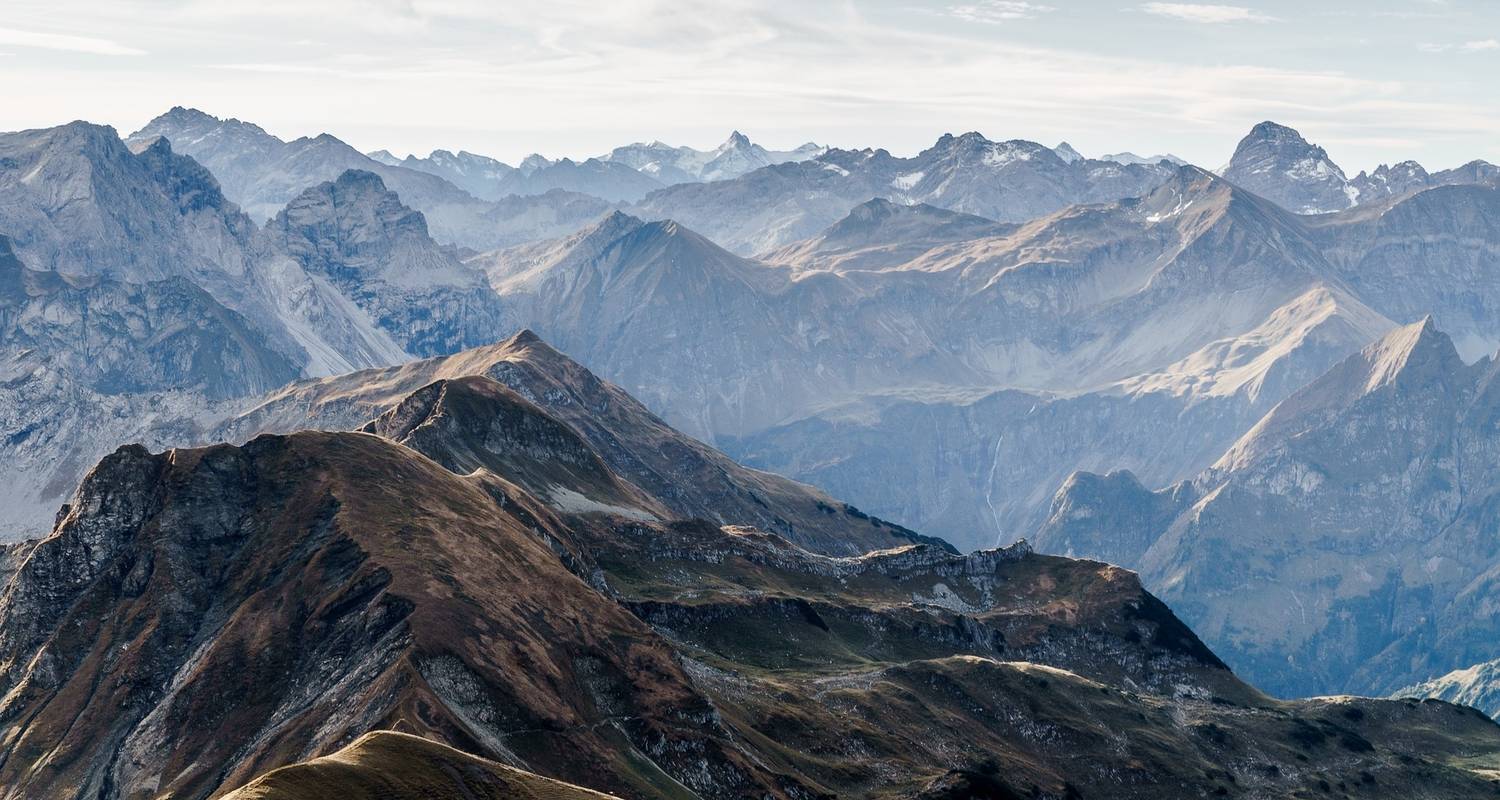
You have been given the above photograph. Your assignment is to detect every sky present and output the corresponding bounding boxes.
[0,0,1496,172]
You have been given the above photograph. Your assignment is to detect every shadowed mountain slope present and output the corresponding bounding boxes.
[3,368,1499,798]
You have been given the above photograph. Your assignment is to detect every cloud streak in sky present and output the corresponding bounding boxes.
[948,1,1054,24]
[1418,38,1500,53]
[1139,3,1277,24]
[0,26,144,56]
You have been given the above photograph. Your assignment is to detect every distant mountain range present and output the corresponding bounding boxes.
[130,107,613,249]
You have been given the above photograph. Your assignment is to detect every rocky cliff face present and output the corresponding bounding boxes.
[4,372,1499,799]
[1221,121,1356,214]
[1037,319,1500,700]
[260,170,507,359]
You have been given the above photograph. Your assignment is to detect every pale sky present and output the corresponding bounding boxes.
[1,0,1496,173]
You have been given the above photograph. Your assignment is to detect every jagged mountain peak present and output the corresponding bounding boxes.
[365,148,401,165]
[1217,316,1463,470]
[271,168,427,240]
[266,168,492,299]
[1223,120,1354,214]
[837,195,909,223]
[7,119,132,168]
[581,208,649,241]
[562,210,728,258]
[1357,315,1458,391]
[1244,119,1311,144]
[140,106,270,140]
[1053,141,1084,163]
[362,374,663,519]
[517,153,553,174]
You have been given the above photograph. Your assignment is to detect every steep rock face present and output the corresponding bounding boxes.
[6,377,1500,799]
[0,122,260,294]
[260,170,507,359]
[0,235,297,400]
[1035,470,1197,568]
[0,231,300,534]
[1037,320,1500,699]
[629,131,1176,255]
[1221,121,1356,214]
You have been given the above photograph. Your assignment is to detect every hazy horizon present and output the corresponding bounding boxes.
[1,0,1497,173]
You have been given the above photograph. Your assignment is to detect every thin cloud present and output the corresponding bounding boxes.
[0,26,145,56]
[949,1,1054,24]
[1419,39,1499,53]
[1139,3,1277,24]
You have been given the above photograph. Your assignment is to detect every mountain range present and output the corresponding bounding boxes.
[5,107,1500,737]
[468,163,1500,560]
[130,108,614,250]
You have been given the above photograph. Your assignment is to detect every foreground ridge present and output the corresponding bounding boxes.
[1,367,1498,798]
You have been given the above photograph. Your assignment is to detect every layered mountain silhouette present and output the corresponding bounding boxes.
[130,107,613,249]
[629,131,1181,254]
